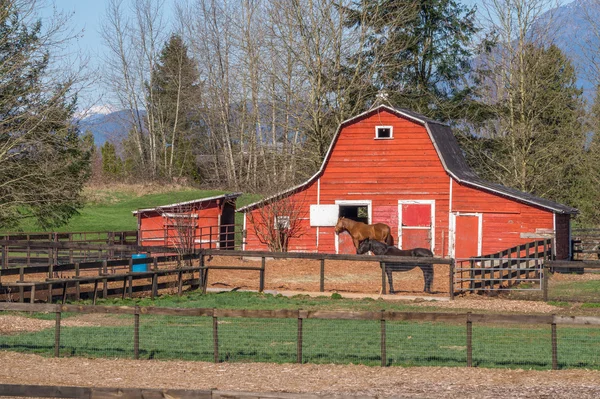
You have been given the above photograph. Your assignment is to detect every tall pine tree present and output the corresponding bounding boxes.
[342,0,479,121]
[146,34,202,182]
[0,0,90,229]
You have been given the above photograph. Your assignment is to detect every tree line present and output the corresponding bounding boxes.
[2,0,600,230]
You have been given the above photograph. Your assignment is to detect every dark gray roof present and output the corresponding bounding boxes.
[133,192,242,215]
[239,105,578,214]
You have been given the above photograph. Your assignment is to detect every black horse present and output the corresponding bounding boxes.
[357,238,434,294]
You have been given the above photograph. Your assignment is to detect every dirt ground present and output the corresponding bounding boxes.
[1,351,600,398]
[2,255,600,398]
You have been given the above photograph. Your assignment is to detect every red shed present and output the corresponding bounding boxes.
[134,193,242,250]
[238,105,577,259]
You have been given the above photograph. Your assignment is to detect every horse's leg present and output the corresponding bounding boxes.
[386,268,395,294]
[422,266,433,293]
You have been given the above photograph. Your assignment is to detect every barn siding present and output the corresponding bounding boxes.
[243,108,573,259]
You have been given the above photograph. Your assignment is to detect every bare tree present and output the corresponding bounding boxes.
[246,193,309,252]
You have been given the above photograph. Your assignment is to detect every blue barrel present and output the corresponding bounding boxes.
[132,253,148,272]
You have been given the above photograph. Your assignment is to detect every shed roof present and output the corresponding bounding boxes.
[133,192,243,215]
[237,105,578,214]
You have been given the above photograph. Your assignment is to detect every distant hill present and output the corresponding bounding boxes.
[75,106,144,146]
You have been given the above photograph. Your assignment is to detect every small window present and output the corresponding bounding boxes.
[275,216,290,229]
[375,126,393,139]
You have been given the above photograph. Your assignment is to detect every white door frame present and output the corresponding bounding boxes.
[398,200,435,251]
[449,212,482,259]
[335,200,372,254]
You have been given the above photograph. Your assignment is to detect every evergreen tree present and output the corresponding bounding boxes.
[459,44,587,212]
[147,34,202,181]
[342,0,479,121]
[0,0,90,229]
[100,142,123,179]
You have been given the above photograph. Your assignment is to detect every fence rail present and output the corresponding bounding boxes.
[454,239,551,294]
[1,302,599,370]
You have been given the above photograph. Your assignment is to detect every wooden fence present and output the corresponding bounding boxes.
[571,228,600,260]
[0,231,138,268]
[454,239,552,294]
[0,249,452,303]
[1,302,599,370]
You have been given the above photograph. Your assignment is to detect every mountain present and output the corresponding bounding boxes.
[75,106,143,146]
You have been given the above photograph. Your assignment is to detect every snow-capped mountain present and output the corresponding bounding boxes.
[75,106,143,146]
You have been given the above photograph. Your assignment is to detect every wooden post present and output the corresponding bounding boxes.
[47,263,54,303]
[177,271,183,296]
[543,262,549,302]
[466,312,472,367]
[259,257,265,293]
[320,259,325,292]
[151,273,158,299]
[30,284,35,304]
[1,242,7,269]
[199,254,205,291]
[297,310,304,364]
[54,309,61,357]
[19,267,24,303]
[128,258,133,298]
[202,267,209,295]
[469,259,475,292]
[381,262,387,295]
[102,260,108,299]
[61,281,68,304]
[381,310,386,367]
[75,263,80,301]
[449,259,455,300]
[26,235,31,267]
[53,233,58,266]
[134,306,140,360]
[551,318,558,370]
[213,310,219,363]
[93,280,98,305]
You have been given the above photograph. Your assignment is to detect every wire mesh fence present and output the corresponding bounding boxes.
[1,304,600,370]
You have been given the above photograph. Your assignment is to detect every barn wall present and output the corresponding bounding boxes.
[243,108,572,258]
[245,110,451,254]
[138,200,224,248]
[452,181,555,255]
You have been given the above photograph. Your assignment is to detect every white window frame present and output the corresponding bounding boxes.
[334,200,372,254]
[398,200,435,251]
[274,215,290,230]
[375,125,393,139]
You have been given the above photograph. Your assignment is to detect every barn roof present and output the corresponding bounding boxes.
[133,192,242,215]
[237,105,578,214]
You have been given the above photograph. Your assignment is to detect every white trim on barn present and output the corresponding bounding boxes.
[397,200,436,251]
[449,212,483,259]
[334,199,372,254]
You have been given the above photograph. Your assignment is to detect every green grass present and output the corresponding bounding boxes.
[2,292,600,369]
[5,188,262,233]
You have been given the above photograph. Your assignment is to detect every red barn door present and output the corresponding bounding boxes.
[453,213,481,259]
[398,201,434,251]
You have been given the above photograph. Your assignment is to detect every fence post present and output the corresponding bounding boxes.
[381,262,386,295]
[551,316,558,370]
[259,257,265,293]
[449,259,455,300]
[466,312,472,367]
[2,241,9,269]
[469,259,475,292]
[134,306,140,360]
[54,307,61,358]
[75,262,80,301]
[320,259,325,292]
[19,267,24,303]
[213,309,219,363]
[543,262,549,302]
[297,310,305,364]
[381,310,387,367]
[102,260,108,299]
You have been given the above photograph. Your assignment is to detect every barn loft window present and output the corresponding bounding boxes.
[375,126,393,139]
[339,205,369,224]
[275,216,290,229]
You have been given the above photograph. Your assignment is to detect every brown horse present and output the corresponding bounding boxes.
[335,216,394,251]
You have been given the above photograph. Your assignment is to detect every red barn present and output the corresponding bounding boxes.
[134,193,242,250]
[238,105,577,259]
